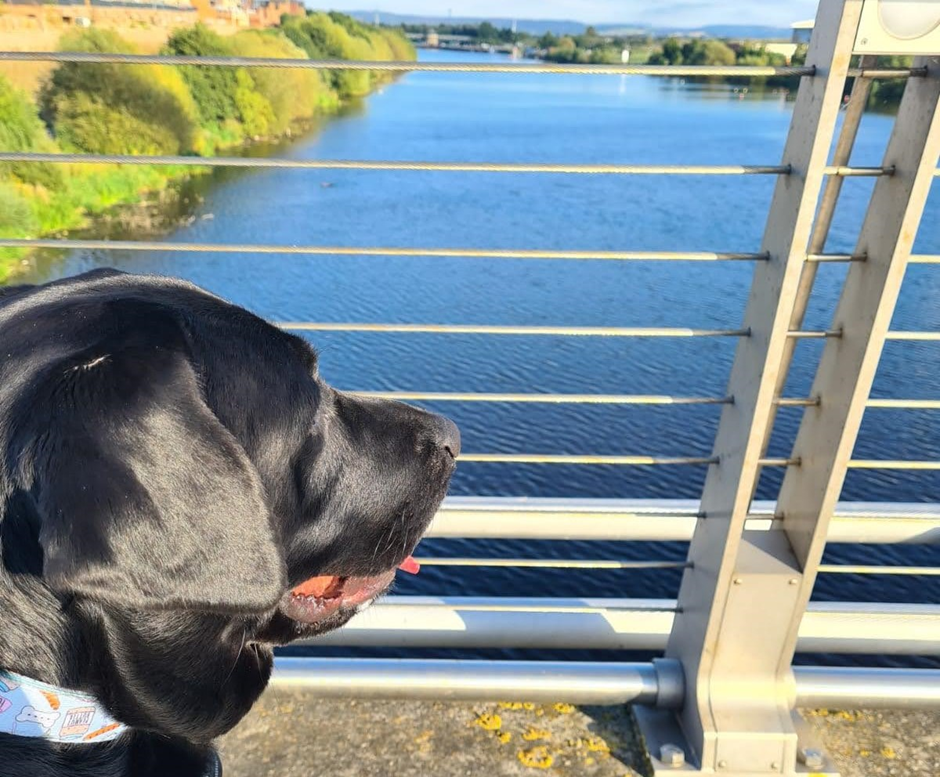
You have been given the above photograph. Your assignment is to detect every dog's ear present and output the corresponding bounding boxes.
[23,321,287,613]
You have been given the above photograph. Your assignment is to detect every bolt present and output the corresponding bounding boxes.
[799,748,825,769]
[771,762,780,770]
[659,743,685,768]
[733,578,743,585]
[788,578,799,585]
[718,759,728,769]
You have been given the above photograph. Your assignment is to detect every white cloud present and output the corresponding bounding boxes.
[315,1,820,26]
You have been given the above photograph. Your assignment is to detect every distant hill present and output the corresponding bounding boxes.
[344,12,794,41]
[655,24,793,40]
[345,11,586,36]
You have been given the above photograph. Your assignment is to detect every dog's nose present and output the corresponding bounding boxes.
[431,415,461,459]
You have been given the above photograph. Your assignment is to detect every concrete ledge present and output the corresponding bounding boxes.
[218,692,939,776]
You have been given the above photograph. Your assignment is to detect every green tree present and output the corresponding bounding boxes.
[0,74,61,189]
[661,37,683,64]
[477,21,498,43]
[42,28,198,155]
[164,25,242,127]
[538,32,557,49]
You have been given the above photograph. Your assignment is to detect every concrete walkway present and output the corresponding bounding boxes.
[218,691,939,776]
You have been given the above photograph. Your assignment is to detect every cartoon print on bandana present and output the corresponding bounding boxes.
[59,706,96,738]
[13,705,60,737]
[0,675,19,714]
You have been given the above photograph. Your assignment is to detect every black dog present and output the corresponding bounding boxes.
[0,269,459,776]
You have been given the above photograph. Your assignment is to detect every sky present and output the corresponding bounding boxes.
[316,1,820,26]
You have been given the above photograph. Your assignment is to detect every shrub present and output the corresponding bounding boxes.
[164,24,242,126]
[41,29,198,155]
[229,30,328,134]
[283,13,374,98]
[0,74,62,190]
[0,181,38,236]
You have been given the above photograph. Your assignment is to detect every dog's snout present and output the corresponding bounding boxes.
[431,415,461,459]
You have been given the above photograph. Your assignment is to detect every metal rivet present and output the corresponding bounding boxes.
[733,578,743,585]
[718,760,728,769]
[660,743,685,768]
[788,578,799,585]
[771,762,780,770]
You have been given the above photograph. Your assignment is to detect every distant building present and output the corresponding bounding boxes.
[791,19,814,44]
[765,42,799,63]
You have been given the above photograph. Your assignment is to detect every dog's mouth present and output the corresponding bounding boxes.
[278,556,419,625]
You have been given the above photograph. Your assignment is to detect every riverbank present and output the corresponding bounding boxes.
[0,13,414,283]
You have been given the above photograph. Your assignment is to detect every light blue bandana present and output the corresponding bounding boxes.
[0,671,126,744]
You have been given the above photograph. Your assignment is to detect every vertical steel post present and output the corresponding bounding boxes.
[774,52,940,698]
[649,2,864,774]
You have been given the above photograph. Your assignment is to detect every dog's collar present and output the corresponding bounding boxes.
[0,670,127,744]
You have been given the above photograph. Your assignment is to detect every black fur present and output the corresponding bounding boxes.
[0,269,459,776]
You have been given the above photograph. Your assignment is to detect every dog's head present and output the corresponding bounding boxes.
[0,270,457,726]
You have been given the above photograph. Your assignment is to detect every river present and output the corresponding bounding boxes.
[22,49,940,663]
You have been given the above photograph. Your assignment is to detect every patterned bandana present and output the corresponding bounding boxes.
[0,670,126,744]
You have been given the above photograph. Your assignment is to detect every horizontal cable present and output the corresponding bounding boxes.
[458,454,718,465]
[867,399,940,409]
[0,151,899,178]
[787,329,841,339]
[452,456,940,468]
[279,323,750,337]
[776,397,819,407]
[0,52,923,79]
[848,460,940,470]
[413,557,689,570]
[0,152,792,175]
[885,332,940,341]
[352,391,732,405]
[805,253,865,263]
[1,237,932,267]
[0,238,764,262]
[357,393,940,409]
[377,600,679,614]
[0,51,818,75]
[819,564,940,576]
[779,398,940,410]
[824,165,892,177]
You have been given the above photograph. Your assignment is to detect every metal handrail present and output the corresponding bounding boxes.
[268,657,940,709]
[426,497,940,543]
[305,597,940,655]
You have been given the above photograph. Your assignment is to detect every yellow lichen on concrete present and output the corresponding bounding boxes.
[497,731,512,744]
[471,713,502,731]
[880,746,896,759]
[585,736,611,753]
[517,745,554,769]
[499,702,525,710]
[553,702,575,714]
[522,727,551,741]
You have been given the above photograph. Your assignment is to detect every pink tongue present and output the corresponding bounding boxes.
[398,556,420,575]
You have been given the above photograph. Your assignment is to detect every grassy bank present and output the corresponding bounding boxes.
[0,13,415,282]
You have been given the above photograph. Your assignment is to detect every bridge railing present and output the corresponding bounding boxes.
[2,1,939,774]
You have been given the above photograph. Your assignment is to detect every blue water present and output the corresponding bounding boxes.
[25,50,940,661]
